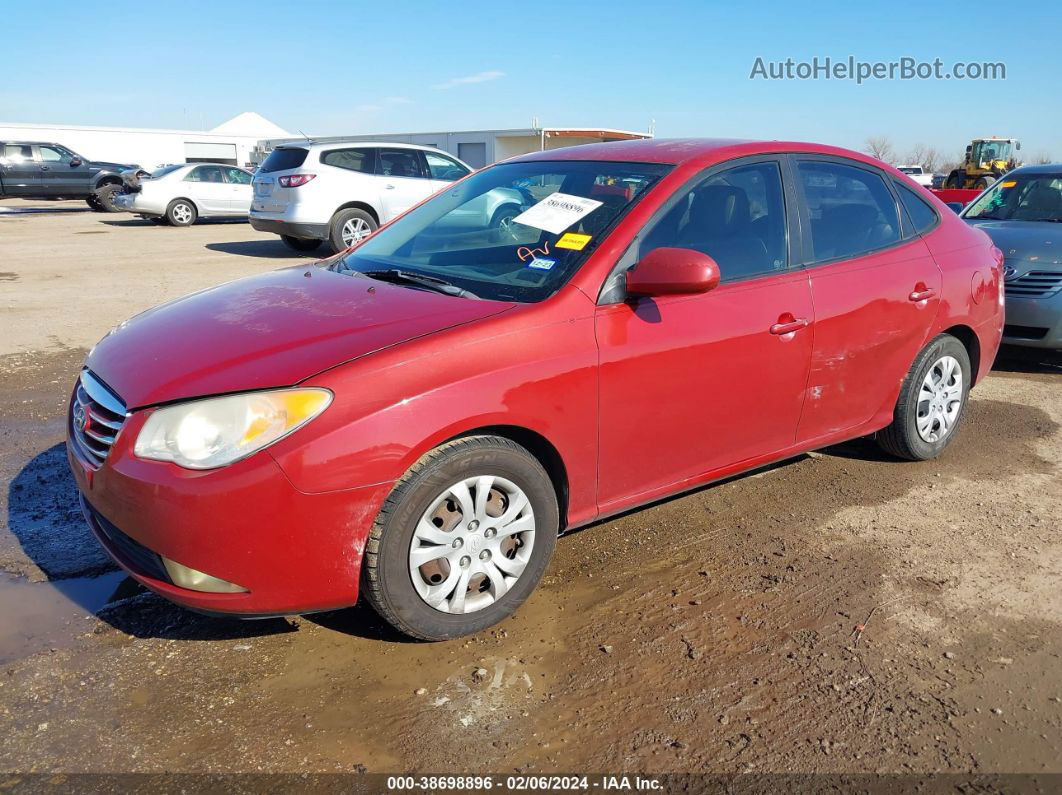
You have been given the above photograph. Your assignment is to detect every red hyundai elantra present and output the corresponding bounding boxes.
[68,139,1003,639]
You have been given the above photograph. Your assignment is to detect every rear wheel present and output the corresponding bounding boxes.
[944,171,964,190]
[974,176,993,190]
[876,334,971,461]
[166,198,197,227]
[280,235,324,253]
[363,436,558,640]
[328,208,377,254]
[85,194,104,212]
[94,184,122,213]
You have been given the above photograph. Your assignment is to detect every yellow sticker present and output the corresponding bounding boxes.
[555,232,592,251]
[1001,180,1017,188]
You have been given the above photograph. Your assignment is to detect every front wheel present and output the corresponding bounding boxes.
[281,235,324,253]
[876,334,971,461]
[94,184,122,213]
[363,436,558,640]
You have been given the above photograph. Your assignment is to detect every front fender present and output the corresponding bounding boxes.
[268,304,600,527]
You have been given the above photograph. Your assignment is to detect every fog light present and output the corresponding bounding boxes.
[162,557,247,593]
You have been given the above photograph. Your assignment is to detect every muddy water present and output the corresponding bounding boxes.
[0,570,128,663]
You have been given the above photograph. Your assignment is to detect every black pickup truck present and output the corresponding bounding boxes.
[0,141,141,211]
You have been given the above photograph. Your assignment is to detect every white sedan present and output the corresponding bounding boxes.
[114,163,253,226]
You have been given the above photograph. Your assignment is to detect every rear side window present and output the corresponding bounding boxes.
[895,181,939,234]
[320,148,374,173]
[2,144,33,162]
[259,147,308,173]
[797,161,901,262]
[186,165,225,183]
[376,149,426,179]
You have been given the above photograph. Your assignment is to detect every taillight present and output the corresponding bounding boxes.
[278,174,316,188]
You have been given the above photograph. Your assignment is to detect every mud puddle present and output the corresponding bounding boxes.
[0,570,129,664]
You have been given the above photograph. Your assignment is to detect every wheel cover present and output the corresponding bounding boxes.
[409,475,536,615]
[341,217,371,246]
[173,203,192,223]
[916,355,963,443]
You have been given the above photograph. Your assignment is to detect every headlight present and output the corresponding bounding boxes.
[134,388,332,470]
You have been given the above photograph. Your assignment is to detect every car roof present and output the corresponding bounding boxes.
[1008,163,1062,176]
[0,141,66,147]
[276,141,444,153]
[508,137,892,169]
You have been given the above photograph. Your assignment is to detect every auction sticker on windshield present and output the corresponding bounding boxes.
[513,193,603,234]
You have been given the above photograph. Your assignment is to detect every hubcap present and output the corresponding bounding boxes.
[341,217,371,247]
[409,475,535,614]
[916,355,963,443]
[173,204,192,223]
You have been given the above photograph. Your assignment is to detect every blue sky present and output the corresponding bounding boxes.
[3,0,1059,161]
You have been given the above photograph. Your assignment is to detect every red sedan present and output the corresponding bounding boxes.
[68,139,1004,640]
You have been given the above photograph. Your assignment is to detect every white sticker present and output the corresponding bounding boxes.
[512,192,603,235]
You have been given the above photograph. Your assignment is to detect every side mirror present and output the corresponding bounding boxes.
[69,158,82,167]
[625,247,721,298]
[945,202,964,214]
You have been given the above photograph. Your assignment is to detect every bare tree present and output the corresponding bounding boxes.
[864,136,896,164]
[905,144,942,173]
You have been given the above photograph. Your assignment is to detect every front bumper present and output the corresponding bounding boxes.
[1002,290,1062,350]
[67,416,393,617]
[249,216,329,241]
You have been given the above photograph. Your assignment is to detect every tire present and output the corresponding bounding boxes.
[280,235,324,253]
[94,184,122,213]
[165,198,197,227]
[328,208,377,254]
[490,204,521,236]
[876,334,972,461]
[363,435,559,641]
[85,194,104,212]
[944,171,963,190]
[974,176,992,190]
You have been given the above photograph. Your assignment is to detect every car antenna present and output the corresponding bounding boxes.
[298,129,311,142]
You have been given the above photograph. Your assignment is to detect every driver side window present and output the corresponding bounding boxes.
[640,161,789,282]
[39,145,73,163]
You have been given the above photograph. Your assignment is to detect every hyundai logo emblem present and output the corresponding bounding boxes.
[1002,266,1019,281]
[73,404,88,433]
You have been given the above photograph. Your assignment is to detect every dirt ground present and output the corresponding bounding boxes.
[1,198,1060,777]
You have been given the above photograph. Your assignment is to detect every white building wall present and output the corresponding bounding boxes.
[0,123,263,170]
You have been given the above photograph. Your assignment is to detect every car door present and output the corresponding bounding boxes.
[790,156,943,443]
[595,157,815,510]
[222,167,253,214]
[375,148,434,221]
[183,164,230,214]
[37,144,91,195]
[0,143,40,195]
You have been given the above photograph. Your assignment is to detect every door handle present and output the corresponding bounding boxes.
[909,287,936,302]
[769,317,809,335]
[385,184,396,190]
[39,165,50,171]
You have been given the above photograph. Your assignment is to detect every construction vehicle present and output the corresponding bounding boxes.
[944,137,1021,190]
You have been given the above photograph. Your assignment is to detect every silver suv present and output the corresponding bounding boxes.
[250,142,495,254]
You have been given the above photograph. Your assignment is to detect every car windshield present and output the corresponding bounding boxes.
[333,160,671,302]
[899,167,921,174]
[150,164,183,179]
[963,173,1062,222]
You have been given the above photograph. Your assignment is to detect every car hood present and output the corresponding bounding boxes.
[89,160,139,172]
[965,219,1062,267]
[87,266,514,408]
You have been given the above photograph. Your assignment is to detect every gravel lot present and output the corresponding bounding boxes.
[1,198,1060,776]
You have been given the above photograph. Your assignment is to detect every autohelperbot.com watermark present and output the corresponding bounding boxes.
[750,55,1006,84]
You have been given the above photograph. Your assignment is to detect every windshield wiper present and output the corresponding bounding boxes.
[361,269,479,299]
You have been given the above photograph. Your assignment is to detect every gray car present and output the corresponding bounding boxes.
[961,164,1062,350]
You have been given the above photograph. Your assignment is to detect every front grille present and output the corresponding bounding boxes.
[70,369,127,469]
[1005,270,1062,298]
[1003,324,1049,340]
[80,495,171,583]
